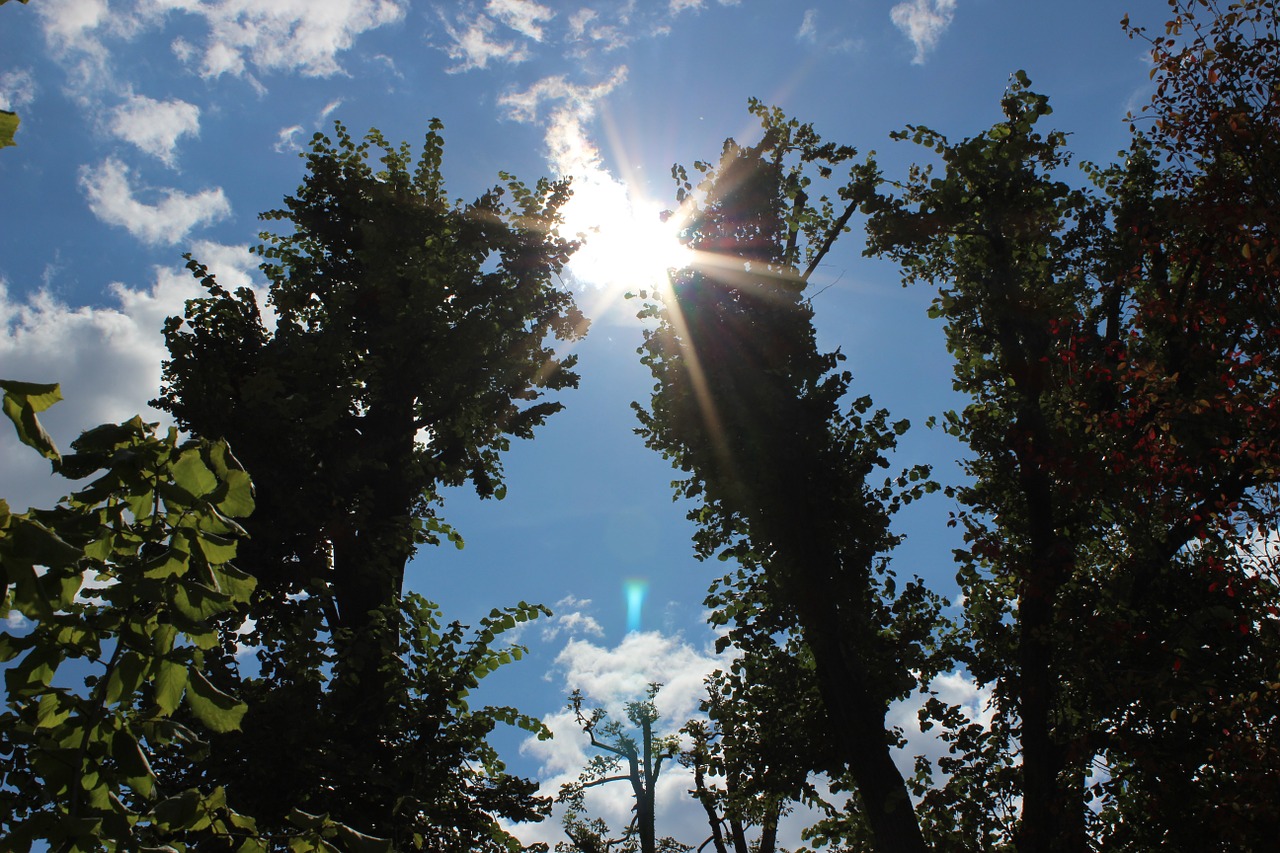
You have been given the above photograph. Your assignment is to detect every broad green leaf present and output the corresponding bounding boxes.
[171,450,218,499]
[185,669,246,732]
[0,379,61,460]
[210,563,255,603]
[152,789,204,832]
[35,692,71,728]
[195,531,238,565]
[213,469,255,517]
[0,112,17,149]
[111,731,156,799]
[142,548,189,580]
[104,650,146,707]
[153,659,188,715]
[333,824,394,853]
[170,582,231,623]
[11,516,82,567]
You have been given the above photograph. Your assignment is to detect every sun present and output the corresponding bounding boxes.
[557,169,692,296]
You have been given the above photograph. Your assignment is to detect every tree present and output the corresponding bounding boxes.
[638,3,1279,851]
[557,685,688,853]
[0,381,383,852]
[152,121,587,847]
[861,18,1280,850]
[633,103,948,853]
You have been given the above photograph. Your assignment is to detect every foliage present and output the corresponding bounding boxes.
[152,121,586,848]
[557,685,688,853]
[863,42,1280,853]
[0,110,18,149]
[634,102,948,853]
[627,3,1280,851]
[0,381,382,852]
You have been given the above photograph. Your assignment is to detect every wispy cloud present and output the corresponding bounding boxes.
[485,0,554,41]
[79,158,230,245]
[498,67,628,126]
[797,8,818,43]
[106,94,200,167]
[0,69,38,111]
[891,0,957,64]
[442,13,530,73]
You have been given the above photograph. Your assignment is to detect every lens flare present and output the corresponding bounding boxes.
[624,579,648,634]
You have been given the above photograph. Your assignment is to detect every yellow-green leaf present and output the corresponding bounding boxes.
[185,669,246,733]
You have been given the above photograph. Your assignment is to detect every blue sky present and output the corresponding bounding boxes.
[2,0,1170,845]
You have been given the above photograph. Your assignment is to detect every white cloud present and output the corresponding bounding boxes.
[668,0,702,12]
[888,670,995,780]
[567,8,597,39]
[891,0,957,64]
[106,94,200,166]
[0,243,262,511]
[797,9,818,43]
[154,0,406,79]
[442,14,529,73]
[542,595,605,641]
[498,67,628,125]
[486,0,554,41]
[511,631,723,849]
[0,69,38,111]
[565,8,629,52]
[79,158,231,245]
[6,611,33,631]
[274,124,305,153]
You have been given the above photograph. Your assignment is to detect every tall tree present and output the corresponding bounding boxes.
[864,38,1280,853]
[153,121,588,847]
[634,103,947,853]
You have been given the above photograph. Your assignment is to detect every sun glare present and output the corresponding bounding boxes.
[558,170,692,295]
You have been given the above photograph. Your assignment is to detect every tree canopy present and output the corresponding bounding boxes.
[149,121,588,848]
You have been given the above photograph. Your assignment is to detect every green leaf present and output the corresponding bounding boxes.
[185,668,246,733]
[0,380,61,460]
[154,659,188,715]
[213,469,255,517]
[333,824,394,853]
[171,450,218,499]
[0,110,18,150]
[35,692,71,728]
[104,651,146,707]
[195,531,238,565]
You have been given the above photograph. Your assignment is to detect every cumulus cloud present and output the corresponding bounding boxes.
[0,69,37,111]
[154,0,406,79]
[79,158,231,245]
[441,13,529,73]
[0,243,262,510]
[891,0,957,64]
[542,595,606,641]
[797,9,818,43]
[486,0,554,41]
[511,631,722,849]
[106,94,200,166]
[888,670,996,779]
